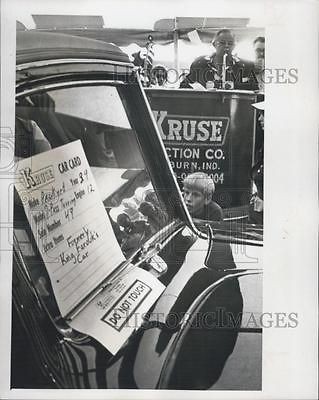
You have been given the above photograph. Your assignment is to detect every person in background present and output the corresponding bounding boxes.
[253,36,265,92]
[116,213,152,255]
[14,117,53,302]
[15,117,51,159]
[249,163,263,225]
[180,29,258,90]
[150,65,168,87]
[14,116,52,204]
[117,213,151,236]
[131,35,154,87]
[139,200,168,234]
[249,101,264,224]
[183,172,223,221]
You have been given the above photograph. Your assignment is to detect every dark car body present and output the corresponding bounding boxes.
[12,30,263,390]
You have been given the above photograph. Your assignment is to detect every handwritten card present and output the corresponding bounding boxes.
[15,140,128,317]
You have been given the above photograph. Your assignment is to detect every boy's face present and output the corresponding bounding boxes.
[183,185,207,216]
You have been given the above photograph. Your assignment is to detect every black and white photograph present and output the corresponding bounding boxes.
[0,0,317,399]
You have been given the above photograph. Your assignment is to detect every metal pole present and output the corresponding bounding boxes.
[173,18,179,78]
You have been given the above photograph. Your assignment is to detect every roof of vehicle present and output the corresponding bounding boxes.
[16,30,131,65]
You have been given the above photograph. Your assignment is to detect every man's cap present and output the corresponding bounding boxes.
[252,101,265,110]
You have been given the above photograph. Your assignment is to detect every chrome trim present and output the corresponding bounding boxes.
[17,58,133,71]
[204,224,214,265]
[135,224,186,268]
[138,220,184,256]
[16,79,126,98]
[157,269,262,388]
[214,236,263,247]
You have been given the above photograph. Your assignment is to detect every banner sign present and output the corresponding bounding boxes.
[146,89,258,208]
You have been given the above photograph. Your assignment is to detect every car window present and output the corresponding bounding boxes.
[15,84,171,261]
[52,86,131,128]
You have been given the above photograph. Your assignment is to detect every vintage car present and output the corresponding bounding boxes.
[12,29,263,390]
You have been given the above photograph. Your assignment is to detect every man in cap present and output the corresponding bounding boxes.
[180,29,258,90]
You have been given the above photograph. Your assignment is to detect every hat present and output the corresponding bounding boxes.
[252,101,265,110]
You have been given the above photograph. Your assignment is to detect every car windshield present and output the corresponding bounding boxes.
[15,84,171,259]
